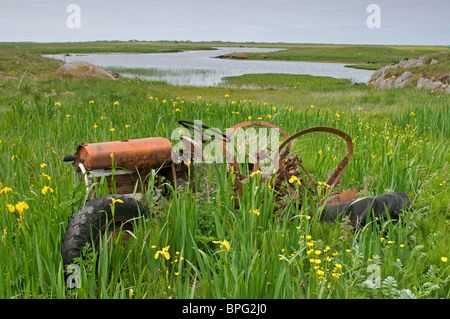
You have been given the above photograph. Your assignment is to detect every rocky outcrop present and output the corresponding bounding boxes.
[368,55,449,93]
[416,77,449,92]
[56,61,120,80]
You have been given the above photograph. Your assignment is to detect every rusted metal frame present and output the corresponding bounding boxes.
[275,126,353,193]
[221,121,291,176]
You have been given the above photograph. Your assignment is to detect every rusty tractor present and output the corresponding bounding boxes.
[61,120,411,266]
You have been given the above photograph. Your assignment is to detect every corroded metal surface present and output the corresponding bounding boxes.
[74,137,173,171]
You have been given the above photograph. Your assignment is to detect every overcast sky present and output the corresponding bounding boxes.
[0,0,449,45]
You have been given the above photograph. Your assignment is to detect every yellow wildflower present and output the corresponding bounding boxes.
[41,186,54,195]
[249,170,261,177]
[212,239,230,250]
[249,209,260,216]
[113,101,119,106]
[15,202,29,214]
[288,175,301,185]
[154,245,170,260]
[441,257,448,263]
[317,181,331,189]
[109,197,124,205]
[0,187,12,194]
[7,204,15,212]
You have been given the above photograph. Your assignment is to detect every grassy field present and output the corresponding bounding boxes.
[1,41,216,55]
[0,43,448,299]
[222,73,355,90]
[215,43,450,70]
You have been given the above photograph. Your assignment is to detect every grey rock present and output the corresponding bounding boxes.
[56,61,120,80]
[393,71,414,88]
[416,77,444,91]
[398,56,426,68]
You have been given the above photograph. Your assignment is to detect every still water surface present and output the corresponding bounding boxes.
[46,47,374,87]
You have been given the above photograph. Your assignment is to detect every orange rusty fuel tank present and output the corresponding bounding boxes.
[74,137,173,172]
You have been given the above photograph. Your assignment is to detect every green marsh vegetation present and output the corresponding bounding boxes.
[0,43,448,299]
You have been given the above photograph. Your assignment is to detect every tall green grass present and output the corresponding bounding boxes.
[0,72,448,299]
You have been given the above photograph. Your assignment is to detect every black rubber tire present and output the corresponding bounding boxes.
[61,194,150,266]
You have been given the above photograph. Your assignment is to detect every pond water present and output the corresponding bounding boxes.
[45,47,374,87]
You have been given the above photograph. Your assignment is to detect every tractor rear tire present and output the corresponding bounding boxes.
[61,194,150,267]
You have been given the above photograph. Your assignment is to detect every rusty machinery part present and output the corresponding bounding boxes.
[178,120,231,143]
[64,137,176,197]
[274,126,353,194]
[70,137,173,172]
[221,121,291,178]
